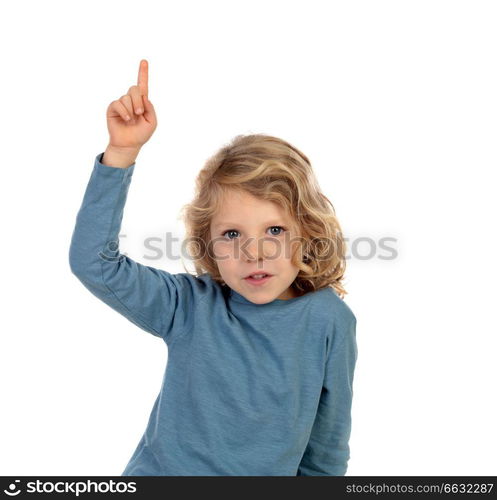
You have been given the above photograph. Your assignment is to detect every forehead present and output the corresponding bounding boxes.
[211,189,291,227]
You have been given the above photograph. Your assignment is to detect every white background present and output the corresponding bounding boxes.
[1,0,496,476]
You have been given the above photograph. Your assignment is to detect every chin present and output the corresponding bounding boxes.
[250,296,274,305]
[245,289,279,303]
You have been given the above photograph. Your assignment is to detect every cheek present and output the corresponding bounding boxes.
[214,248,236,273]
[280,235,300,262]
[211,240,234,260]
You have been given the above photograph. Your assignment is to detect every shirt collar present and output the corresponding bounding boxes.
[228,287,326,306]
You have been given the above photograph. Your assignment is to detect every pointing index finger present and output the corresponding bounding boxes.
[138,59,148,97]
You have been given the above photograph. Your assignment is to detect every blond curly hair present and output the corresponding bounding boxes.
[179,133,348,299]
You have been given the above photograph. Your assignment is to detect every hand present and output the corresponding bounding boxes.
[106,59,157,152]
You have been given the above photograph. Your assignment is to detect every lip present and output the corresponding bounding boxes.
[244,271,273,278]
[244,274,273,286]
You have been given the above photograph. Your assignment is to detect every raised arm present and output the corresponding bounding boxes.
[68,60,195,346]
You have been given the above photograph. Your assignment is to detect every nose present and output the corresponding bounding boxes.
[243,236,271,262]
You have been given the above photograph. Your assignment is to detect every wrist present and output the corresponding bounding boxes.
[102,145,140,168]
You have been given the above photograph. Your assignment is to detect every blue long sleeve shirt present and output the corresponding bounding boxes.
[68,152,358,476]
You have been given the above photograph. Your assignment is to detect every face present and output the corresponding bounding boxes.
[209,189,303,304]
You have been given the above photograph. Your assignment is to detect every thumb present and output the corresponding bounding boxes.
[142,94,156,123]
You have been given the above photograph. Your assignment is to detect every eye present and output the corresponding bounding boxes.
[222,229,240,240]
[268,226,285,236]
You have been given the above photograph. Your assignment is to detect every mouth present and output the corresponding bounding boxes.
[244,272,273,279]
[244,273,273,286]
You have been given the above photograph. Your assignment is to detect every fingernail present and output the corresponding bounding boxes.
[136,108,143,114]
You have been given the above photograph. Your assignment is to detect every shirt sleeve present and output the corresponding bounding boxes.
[68,152,195,347]
[297,313,358,476]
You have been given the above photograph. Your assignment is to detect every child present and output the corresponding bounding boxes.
[69,59,358,476]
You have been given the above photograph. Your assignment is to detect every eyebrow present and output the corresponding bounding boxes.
[213,220,287,229]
